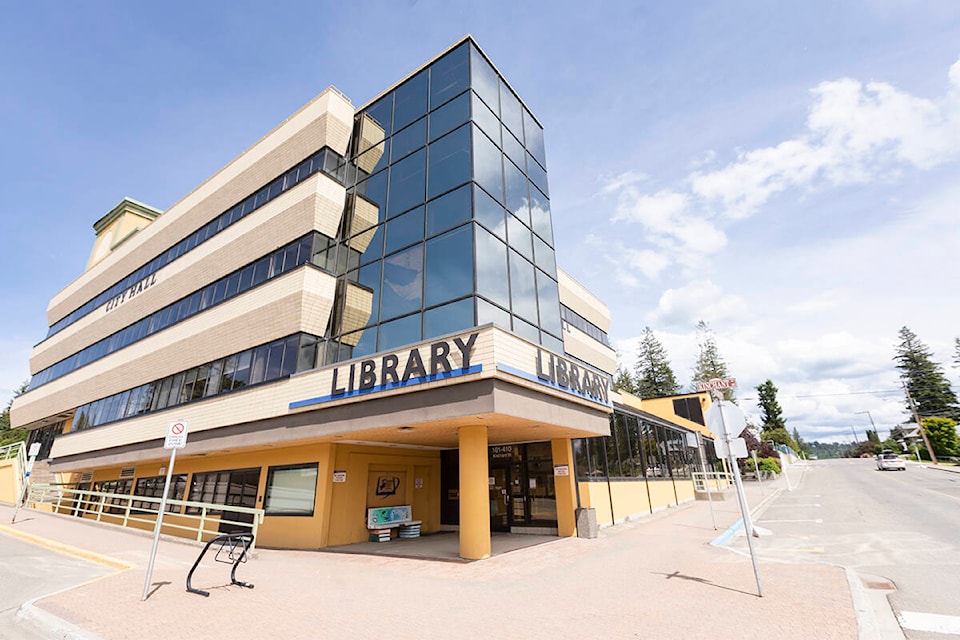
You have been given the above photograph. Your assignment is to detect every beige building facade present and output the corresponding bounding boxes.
[12,38,640,558]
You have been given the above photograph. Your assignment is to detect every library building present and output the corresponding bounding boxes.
[10,36,717,560]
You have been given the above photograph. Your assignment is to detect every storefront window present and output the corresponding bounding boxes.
[265,464,318,516]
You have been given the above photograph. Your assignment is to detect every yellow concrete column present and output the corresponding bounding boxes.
[458,425,490,560]
[551,438,578,537]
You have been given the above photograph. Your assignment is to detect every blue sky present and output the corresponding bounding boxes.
[2,1,958,443]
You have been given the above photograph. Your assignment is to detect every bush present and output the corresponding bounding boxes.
[743,456,781,474]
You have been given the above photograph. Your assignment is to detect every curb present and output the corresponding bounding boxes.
[844,568,905,640]
[17,600,105,640]
[0,524,132,571]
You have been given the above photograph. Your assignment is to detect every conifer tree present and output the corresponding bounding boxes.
[633,327,680,399]
[692,320,734,400]
[613,362,638,395]
[756,379,786,432]
[893,327,960,422]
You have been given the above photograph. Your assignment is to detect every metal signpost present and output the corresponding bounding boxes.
[11,442,42,524]
[142,419,189,601]
[700,377,764,597]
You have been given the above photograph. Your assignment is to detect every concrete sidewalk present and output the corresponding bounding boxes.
[1,474,860,640]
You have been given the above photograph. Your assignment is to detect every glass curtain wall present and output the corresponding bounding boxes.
[572,409,706,481]
[324,39,562,365]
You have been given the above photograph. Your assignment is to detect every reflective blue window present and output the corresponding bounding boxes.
[427,124,471,200]
[470,44,499,116]
[524,109,546,167]
[429,91,470,142]
[379,314,421,352]
[381,244,423,321]
[391,117,426,162]
[342,327,377,360]
[526,153,548,197]
[357,170,388,225]
[424,225,473,307]
[352,223,384,266]
[473,183,505,240]
[536,271,562,337]
[512,316,540,344]
[476,226,510,309]
[427,183,471,237]
[393,70,428,131]
[499,81,524,141]
[385,207,424,255]
[355,136,389,178]
[430,42,470,109]
[425,298,475,338]
[365,95,394,138]
[504,158,529,226]
[507,214,533,261]
[471,92,500,146]
[534,235,556,275]
[502,128,525,171]
[509,250,538,324]
[387,149,426,217]
[477,297,511,330]
[529,186,553,244]
[473,126,503,204]
[357,261,382,326]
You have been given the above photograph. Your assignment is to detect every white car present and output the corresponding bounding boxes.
[876,452,906,471]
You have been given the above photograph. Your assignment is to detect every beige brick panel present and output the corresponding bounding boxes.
[47,89,354,326]
[13,268,336,428]
[563,327,617,375]
[31,173,345,372]
[558,268,611,333]
[48,325,610,459]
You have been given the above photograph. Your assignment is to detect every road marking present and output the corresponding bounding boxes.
[759,518,823,523]
[898,611,960,635]
[769,503,821,507]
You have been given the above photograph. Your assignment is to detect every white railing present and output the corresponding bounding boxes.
[25,483,265,550]
[692,471,731,492]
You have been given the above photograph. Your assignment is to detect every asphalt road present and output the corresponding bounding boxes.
[730,458,960,639]
[0,527,112,640]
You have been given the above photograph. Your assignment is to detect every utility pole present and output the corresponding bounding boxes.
[850,426,859,444]
[902,380,937,465]
[855,410,877,435]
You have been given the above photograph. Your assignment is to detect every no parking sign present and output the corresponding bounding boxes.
[164,420,189,449]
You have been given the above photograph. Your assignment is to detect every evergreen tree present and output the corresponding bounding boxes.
[633,327,680,399]
[692,320,734,400]
[865,429,880,444]
[893,327,960,422]
[613,362,638,395]
[953,337,960,369]
[791,427,810,455]
[756,379,786,432]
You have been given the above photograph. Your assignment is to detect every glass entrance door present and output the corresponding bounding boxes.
[489,467,509,531]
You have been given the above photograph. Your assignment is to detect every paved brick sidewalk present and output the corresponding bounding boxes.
[1,473,859,640]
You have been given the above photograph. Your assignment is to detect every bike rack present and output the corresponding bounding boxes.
[186,532,255,597]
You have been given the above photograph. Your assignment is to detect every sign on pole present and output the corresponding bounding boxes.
[695,377,737,393]
[164,420,188,449]
[143,420,189,601]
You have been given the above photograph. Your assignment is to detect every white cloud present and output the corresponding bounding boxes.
[690,58,960,220]
[600,55,960,283]
[598,170,648,195]
[646,280,748,329]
